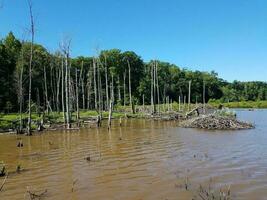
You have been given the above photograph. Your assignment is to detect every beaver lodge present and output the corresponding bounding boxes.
[180,106,254,130]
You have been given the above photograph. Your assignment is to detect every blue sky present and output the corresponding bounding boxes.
[1,0,267,82]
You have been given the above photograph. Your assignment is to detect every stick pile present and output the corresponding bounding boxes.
[181,114,254,130]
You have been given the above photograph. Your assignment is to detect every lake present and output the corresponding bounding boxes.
[0,110,267,200]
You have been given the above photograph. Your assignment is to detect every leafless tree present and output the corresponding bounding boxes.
[60,37,71,129]
[127,59,133,113]
[104,54,109,110]
[61,57,65,123]
[188,80,191,111]
[26,0,35,135]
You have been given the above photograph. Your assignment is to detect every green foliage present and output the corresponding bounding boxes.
[0,32,267,116]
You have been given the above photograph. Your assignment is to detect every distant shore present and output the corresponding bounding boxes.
[0,102,264,133]
[209,100,267,109]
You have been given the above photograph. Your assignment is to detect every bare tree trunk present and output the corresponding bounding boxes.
[151,64,154,113]
[56,66,61,113]
[111,74,114,104]
[79,61,85,110]
[203,80,206,114]
[108,99,113,129]
[127,60,133,113]
[27,0,34,135]
[93,58,97,110]
[19,63,24,133]
[61,39,71,129]
[156,61,160,113]
[153,62,156,113]
[118,77,121,103]
[188,80,191,111]
[61,57,65,123]
[75,68,79,120]
[50,63,55,111]
[143,94,145,111]
[87,70,92,110]
[97,61,101,114]
[104,55,109,110]
[123,70,126,108]
[179,95,181,111]
[44,65,49,114]
[108,77,114,129]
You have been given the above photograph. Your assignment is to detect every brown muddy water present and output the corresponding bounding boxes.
[0,110,267,200]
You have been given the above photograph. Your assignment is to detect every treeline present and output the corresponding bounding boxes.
[1,32,267,114]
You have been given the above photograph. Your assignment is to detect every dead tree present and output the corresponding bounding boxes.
[93,58,97,110]
[123,70,126,108]
[118,77,121,103]
[179,95,181,111]
[97,60,102,114]
[17,40,25,133]
[151,64,154,113]
[75,68,79,120]
[27,0,34,135]
[203,80,206,114]
[104,54,109,110]
[156,61,160,113]
[60,38,71,129]
[188,80,191,111]
[61,57,65,123]
[87,69,92,109]
[127,59,133,113]
[80,61,85,110]
[43,65,49,114]
[56,60,61,113]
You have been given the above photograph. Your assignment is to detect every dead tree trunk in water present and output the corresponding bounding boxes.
[43,65,49,114]
[123,70,126,108]
[151,64,154,113]
[127,60,133,113]
[56,64,61,113]
[156,61,160,113]
[153,62,156,113]
[118,77,121,103]
[97,60,102,115]
[75,68,79,120]
[104,55,109,111]
[203,80,206,114]
[188,80,191,111]
[93,58,97,110]
[80,61,85,110]
[108,77,114,129]
[61,57,65,124]
[61,39,71,129]
[17,40,25,133]
[27,0,34,135]
[87,69,92,109]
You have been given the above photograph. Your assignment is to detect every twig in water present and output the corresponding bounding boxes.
[26,187,47,200]
[0,173,8,192]
[71,179,78,192]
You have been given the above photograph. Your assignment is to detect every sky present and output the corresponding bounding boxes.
[1,0,267,82]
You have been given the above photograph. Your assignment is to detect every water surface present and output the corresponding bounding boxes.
[0,110,267,200]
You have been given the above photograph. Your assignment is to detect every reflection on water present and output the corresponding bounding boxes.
[0,110,267,200]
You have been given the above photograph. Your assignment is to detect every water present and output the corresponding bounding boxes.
[0,110,267,200]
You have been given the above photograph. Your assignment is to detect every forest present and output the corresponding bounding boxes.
[1,32,267,115]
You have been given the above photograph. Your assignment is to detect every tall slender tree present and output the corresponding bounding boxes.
[26,0,34,135]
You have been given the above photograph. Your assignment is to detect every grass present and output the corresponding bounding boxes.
[209,100,267,109]
[0,110,144,131]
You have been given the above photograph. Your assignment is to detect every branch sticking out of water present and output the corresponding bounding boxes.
[0,173,8,192]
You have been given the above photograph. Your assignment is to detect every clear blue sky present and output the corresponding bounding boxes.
[1,0,267,82]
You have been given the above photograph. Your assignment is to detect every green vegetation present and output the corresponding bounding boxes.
[209,100,267,108]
